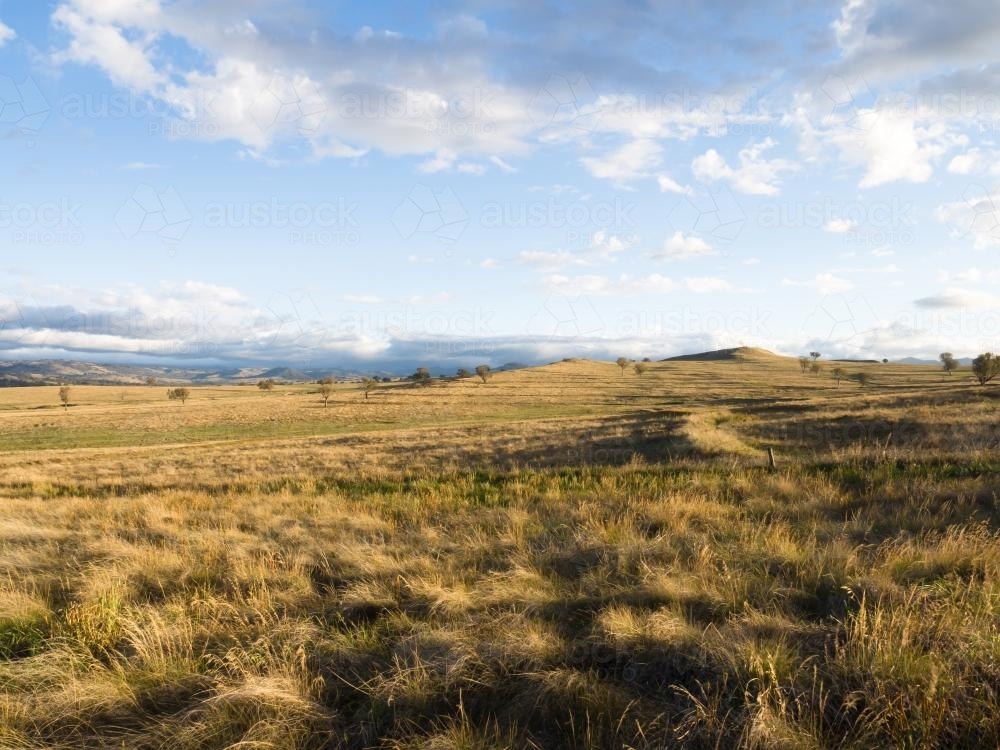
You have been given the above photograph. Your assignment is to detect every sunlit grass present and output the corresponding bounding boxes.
[1,353,999,747]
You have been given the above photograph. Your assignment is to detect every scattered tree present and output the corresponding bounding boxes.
[798,356,810,373]
[257,379,276,391]
[642,357,652,362]
[167,387,190,404]
[318,376,334,385]
[972,352,1000,386]
[411,367,431,384]
[940,352,959,375]
[456,368,471,379]
[616,356,630,376]
[475,364,491,383]
[144,376,157,386]
[852,372,868,388]
[634,362,649,377]
[810,362,823,375]
[882,358,889,364]
[58,385,71,410]
[832,367,846,387]
[361,377,377,399]
[318,382,334,407]
[810,351,822,361]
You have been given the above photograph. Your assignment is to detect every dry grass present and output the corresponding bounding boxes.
[1,352,999,748]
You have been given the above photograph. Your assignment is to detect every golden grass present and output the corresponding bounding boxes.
[1,352,999,747]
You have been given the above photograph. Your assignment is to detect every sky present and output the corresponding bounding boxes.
[0,0,999,372]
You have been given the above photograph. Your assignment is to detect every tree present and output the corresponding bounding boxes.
[144,376,157,386]
[457,368,471,379]
[167,387,190,404]
[475,364,491,383]
[940,352,959,375]
[616,356,630,376]
[832,367,846,387]
[810,361,823,375]
[810,351,822,361]
[798,356,810,373]
[972,352,1000,385]
[318,376,334,385]
[361,377,377,399]
[58,385,71,410]
[257,379,276,391]
[318,382,334,407]
[411,367,431,384]
[634,362,649,377]
[882,358,889,364]
[852,372,868,388]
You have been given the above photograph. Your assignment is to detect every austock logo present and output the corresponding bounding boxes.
[0,75,50,143]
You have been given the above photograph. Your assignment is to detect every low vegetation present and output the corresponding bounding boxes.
[1,348,999,748]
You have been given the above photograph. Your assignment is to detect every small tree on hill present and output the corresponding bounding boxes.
[832,367,846,387]
[810,361,823,375]
[852,372,868,388]
[257,379,276,391]
[475,364,491,383]
[457,368,471,379]
[411,367,431,384]
[940,352,959,375]
[167,387,190,404]
[810,351,822,361]
[58,385,71,410]
[972,352,1000,385]
[634,362,649,377]
[145,376,157,386]
[361,377,377,399]
[319,382,333,407]
[798,356,810,373]
[616,357,629,376]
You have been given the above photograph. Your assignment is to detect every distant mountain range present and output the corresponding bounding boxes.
[0,359,535,387]
[0,350,967,386]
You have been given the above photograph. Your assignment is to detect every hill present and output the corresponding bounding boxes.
[663,346,786,362]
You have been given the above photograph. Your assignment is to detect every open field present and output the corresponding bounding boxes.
[2,349,1000,748]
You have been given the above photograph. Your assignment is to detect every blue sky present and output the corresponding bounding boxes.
[1,0,999,372]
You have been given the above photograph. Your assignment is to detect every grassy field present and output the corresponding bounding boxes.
[1,348,999,748]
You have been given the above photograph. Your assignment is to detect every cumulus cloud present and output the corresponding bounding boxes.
[580,138,663,186]
[691,138,798,195]
[0,19,16,45]
[651,231,717,261]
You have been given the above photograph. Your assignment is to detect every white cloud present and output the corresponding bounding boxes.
[651,231,717,261]
[948,148,984,175]
[850,114,951,188]
[823,217,857,233]
[914,287,1000,309]
[489,156,516,173]
[417,149,457,173]
[656,174,688,194]
[580,138,662,186]
[691,138,798,195]
[0,19,15,46]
